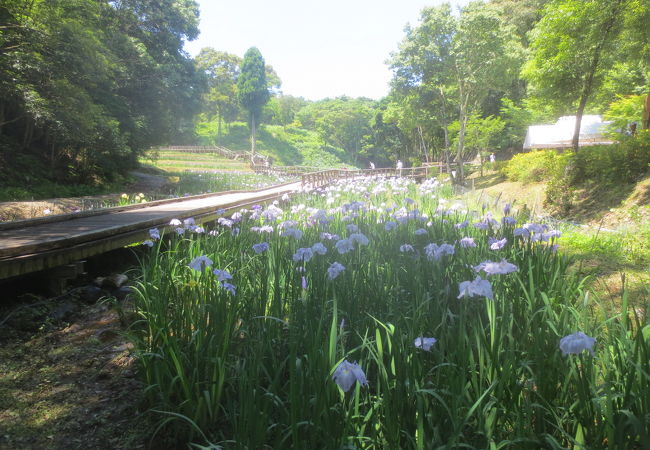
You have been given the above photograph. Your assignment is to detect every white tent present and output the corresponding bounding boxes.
[523,115,614,150]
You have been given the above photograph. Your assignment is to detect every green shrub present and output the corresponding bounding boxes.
[503,149,570,183]
[569,131,650,184]
[543,132,650,213]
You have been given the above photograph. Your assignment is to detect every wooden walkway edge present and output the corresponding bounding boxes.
[0,182,300,280]
[0,165,441,281]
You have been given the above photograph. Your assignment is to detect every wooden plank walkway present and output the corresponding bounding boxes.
[0,165,446,281]
[0,182,300,280]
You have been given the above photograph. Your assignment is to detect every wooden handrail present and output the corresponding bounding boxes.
[300,166,435,189]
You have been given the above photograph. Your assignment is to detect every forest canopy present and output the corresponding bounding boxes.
[1,0,649,188]
[0,0,203,185]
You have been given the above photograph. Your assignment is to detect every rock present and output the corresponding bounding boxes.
[111,286,132,301]
[48,301,80,322]
[94,273,128,289]
[81,285,104,303]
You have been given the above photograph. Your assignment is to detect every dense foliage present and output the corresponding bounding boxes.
[237,47,270,153]
[0,0,203,187]
[194,0,649,173]
[132,176,650,448]
[500,132,650,212]
[3,0,648,190]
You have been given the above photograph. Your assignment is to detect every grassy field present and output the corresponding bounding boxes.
[139,149,253,173]
[463,169,650,308]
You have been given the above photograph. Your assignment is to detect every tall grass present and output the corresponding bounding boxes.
[130,176,649,448]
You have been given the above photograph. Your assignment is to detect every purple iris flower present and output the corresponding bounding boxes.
[473,259,518,276]
[221,282,236,295]
[293,247,314,263]
[346,223,359,233]
[457,276,494,300]
[213,269,233,282]
[282,227,303,240]
[559,331,596,356]
[327,262,346,279]
[335,239,354,254]
[252,242,269,254]
[384,221,398,231]
[414,337,437,351]
[320,232,340,241]
[459,237,476,248]
[188,255,213,271]
[489,237,508,250]
[424,243,455,261]
[332,360,368,392]
[349,233,369,246]
[311,242,327,255]
[149,228,160,240]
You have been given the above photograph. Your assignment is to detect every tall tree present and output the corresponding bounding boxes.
[0,0,202,185]
[388,4,457,169]
[237,47,270,154]
[195,49,241,143]
[389,2,522,181]
[522,0,628,150]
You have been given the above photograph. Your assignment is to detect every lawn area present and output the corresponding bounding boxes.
[139,149,252,173]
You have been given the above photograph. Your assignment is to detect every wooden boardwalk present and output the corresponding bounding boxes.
[0,182,300,280]
[0,165,444,281]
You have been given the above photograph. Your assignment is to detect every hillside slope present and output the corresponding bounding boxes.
[195,122,351,168]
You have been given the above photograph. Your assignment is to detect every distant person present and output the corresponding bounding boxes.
[396,159,403,176]
[369,161,375,170]
[489,153,496,163]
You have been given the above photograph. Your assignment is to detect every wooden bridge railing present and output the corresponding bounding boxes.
[301,166,436,189]
[251,164,320,176]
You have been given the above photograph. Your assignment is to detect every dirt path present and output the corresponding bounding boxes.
[127,170,170,194]
[0,300,145,449]
[0,171,170,222]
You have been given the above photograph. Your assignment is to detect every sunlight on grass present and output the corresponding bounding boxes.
[129,175,650,448]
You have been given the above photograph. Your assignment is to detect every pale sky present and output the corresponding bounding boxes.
[184,0,471,100]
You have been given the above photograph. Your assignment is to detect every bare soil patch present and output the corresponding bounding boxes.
[0,300,145,449]
[0,171,170,222]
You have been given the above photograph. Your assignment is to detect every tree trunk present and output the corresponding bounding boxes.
[251,113,256,155]
[643,93,650,130]
[439,86,452,174]
[21,118,33,150]
[217,106,222,144]
[572,0,625,150]
[571,94,589,151]
[418,126,429,163]
[456,92,468,184]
